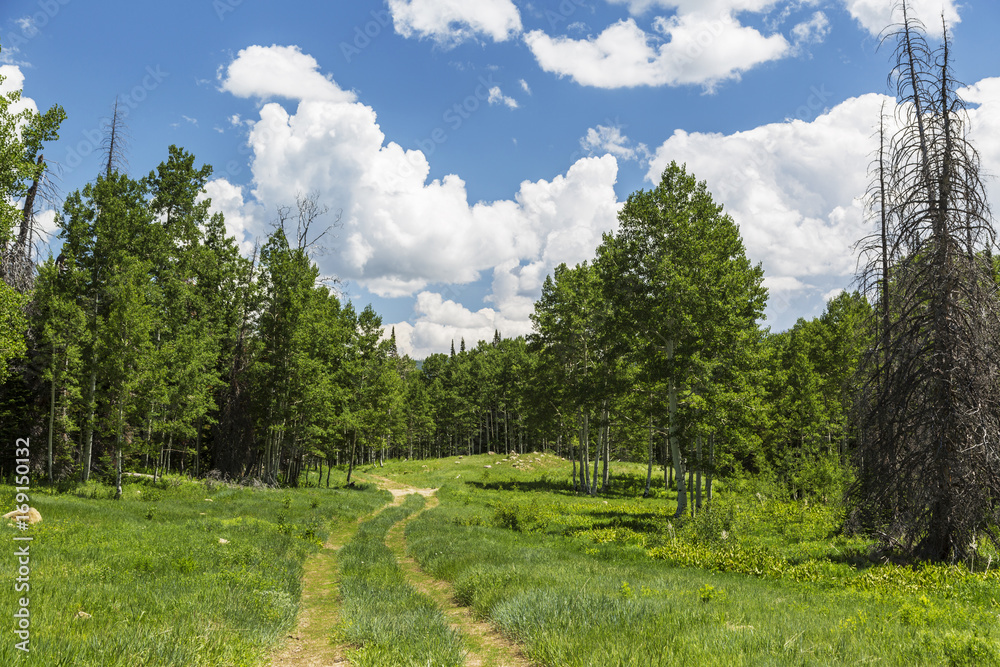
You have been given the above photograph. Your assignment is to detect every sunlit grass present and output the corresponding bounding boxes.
[0,475,387,666]
[395,453,1000,666]
[335,492,465,666]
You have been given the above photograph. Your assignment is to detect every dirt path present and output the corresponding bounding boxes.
[271,475,529,667]
[269,505,377,667]
[372,475,531,667]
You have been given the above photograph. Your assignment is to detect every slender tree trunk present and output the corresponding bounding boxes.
[571,440,578,491]
[706,434,714,503]
[194,417,202,478]
[81,369,97,482]
[695,434,703,510]
[47,372,56,483]
[644,413,654,498]
[671,432,685,517]
[114,407,124,500]
[591,410,601,495]
[346,430,357,485]
[579,407,590,493]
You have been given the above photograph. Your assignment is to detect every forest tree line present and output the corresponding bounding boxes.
[4,7,1000,566]
[0,63,879,507]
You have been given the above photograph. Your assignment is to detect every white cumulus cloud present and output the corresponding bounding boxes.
[218,45,356,103]
[844,0,960,37]
[524,11,789,90]
[580,124,649,162]
[647,92,887,323]
[213,44,621,356]
[388,0,522,46]
[645,76,1000,327]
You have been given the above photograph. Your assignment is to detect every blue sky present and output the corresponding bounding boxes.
[3,0,999,358]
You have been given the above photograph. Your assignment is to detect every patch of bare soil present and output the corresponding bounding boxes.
[269,539,350,667]
[382,485,531,667]
[270,496,391,666]
[272,475,530,667]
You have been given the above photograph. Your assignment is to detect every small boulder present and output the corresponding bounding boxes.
[3,507,41,526]
[75,611,91,620]
[218,538,229,544]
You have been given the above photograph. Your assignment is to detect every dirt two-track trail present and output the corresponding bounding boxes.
[270,475,530,667]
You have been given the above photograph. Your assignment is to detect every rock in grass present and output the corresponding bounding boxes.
[219,538,229,544]
[3,507,41,525]
[75,611,91,620]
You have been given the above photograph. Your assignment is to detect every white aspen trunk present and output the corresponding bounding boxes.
[579,407,590,492]
[600,404,610,493]
[114,406,124,500]
[80,369,97,482]
[695,434,703,510]
[591,410,601,495]
[706,434,714,503]
[47,372,56,483]
[667,339,686,517]
[644,412,654,497]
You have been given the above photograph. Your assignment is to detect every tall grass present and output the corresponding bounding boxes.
[0,475,386,666]
[394,454,1000,666]
[336,492,466,667]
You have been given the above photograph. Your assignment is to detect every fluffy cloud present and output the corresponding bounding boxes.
[607,0,780,13]
[388,0,522,46]
[213,45,621,356]
[961,77,1000,229]
[218,45,356,103]
[646,77,1000,326]
[524,11,789,90]
[487,86,518,109]
[647,92,887,323]
[844,0,960,37]
[0,65,38,117]
[580,124,649,162]
[792,11,831,47]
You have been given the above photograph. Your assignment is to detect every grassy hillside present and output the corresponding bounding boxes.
[3,454,999,665]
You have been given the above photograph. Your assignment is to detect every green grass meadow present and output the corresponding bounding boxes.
[0,474,386,666]
[387,453,1000,666]
[3,454,1000,665]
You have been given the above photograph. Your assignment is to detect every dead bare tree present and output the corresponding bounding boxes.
[1,103,65,293]
[272,191,343,286]
[851,5,1000,563]
[101,97,130,178]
